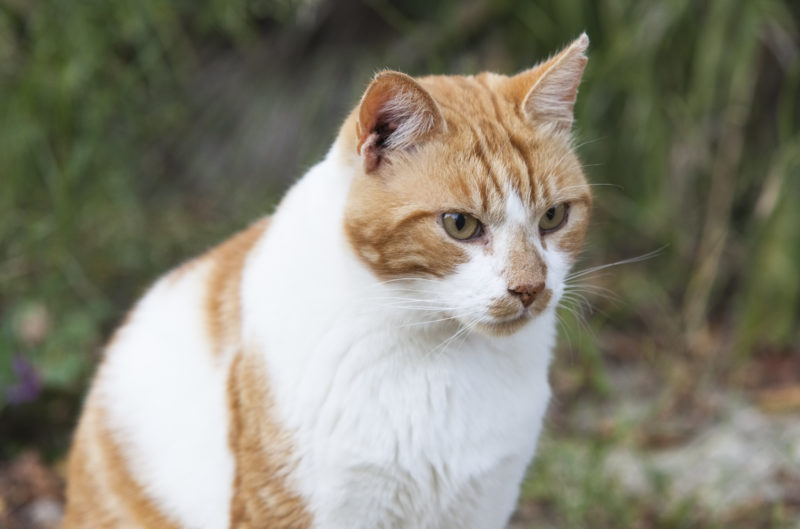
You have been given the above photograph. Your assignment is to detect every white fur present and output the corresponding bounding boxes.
[503,187,529,226]
[96,141,573,528]
[99,261,235,528]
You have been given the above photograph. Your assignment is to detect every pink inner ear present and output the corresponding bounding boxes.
[355,71,445,172]
[358,112,400,172]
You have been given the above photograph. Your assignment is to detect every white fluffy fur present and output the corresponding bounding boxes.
[95,138,573,528]
[99,260,235,528]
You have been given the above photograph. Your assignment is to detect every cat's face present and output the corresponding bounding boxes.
[343,35,591,336]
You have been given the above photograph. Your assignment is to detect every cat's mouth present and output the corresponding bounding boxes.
[487,295,526,320]
[476,310,532,336]
[476,309,532,336]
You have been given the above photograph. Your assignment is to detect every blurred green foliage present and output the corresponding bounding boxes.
[0,0,798,462]
[0,0,256,406]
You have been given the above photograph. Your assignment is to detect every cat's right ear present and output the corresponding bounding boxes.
[510,33,589,133]
[356,71,445,173]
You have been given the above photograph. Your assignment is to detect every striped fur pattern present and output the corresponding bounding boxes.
[63,34,591,528]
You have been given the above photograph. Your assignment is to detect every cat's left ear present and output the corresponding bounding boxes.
[356,71,445,173]
[511,33,589,132]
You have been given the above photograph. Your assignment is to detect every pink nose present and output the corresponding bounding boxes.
[508,282,545,308]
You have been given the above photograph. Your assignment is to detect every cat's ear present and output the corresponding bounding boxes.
[511,33,589,132]
[356,71,445,173]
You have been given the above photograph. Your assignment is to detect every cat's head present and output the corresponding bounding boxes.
[342,34,591,336]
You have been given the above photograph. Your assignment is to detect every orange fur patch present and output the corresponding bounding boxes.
[505,227,547,291]
[227,351,312,528]
[62,403,181,528]
[204,218,270,354]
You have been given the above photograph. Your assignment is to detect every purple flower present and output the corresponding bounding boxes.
[6,354,42,405]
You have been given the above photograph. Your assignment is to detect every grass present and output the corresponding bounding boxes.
[519,432,798,529]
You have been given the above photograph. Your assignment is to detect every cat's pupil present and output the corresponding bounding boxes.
[546,208,556,220]
[455,214,466,231]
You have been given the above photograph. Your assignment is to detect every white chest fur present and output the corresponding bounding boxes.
[241,152,556,528]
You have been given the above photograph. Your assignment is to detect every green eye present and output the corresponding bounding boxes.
[442,212,482,240]
[539,203,568,233]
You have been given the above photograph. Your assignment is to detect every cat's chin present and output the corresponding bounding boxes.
[473,312,533,337]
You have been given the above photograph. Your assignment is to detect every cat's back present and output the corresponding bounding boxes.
[63,218,270,529]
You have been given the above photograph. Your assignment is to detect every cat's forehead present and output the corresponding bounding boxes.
[413,74,589,218]
[418,73,524,130]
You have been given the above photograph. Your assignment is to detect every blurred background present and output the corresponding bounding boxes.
[1,0,799,527]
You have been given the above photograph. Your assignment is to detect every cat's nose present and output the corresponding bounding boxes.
[508,282,545,308]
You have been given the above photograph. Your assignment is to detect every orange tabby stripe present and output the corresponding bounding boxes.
[200,216,312,526]
[204,217,270,354]
[62,404,181,528]
[227,351,312,528]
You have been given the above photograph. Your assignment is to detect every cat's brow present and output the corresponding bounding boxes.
[472,77,537,203]
[465,123,504,203]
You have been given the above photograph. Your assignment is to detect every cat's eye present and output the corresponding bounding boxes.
[539,203,569,233]
[442,212,482,240]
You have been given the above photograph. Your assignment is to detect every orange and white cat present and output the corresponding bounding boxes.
[63,34,591,529]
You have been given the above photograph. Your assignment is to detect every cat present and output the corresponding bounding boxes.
[62,33,591,529]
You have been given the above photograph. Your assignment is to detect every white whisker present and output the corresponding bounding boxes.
[566,247,664,281]
[554,310,575,349]
[399,314,465,328]
[367,297,452,305]
[557,182,621,194]
[371,277,442,287]
[373,305,453,313]
[564,283,620,305]
[428,318,478,358]
[557,301,592,338]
